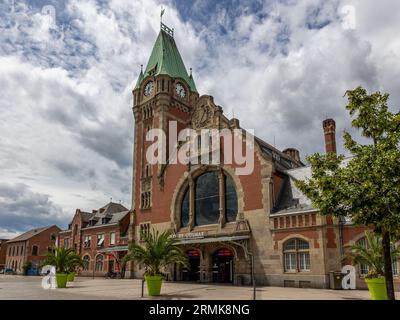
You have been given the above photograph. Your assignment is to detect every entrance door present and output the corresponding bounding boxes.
[182,249,200,281]
[212,248,234,283]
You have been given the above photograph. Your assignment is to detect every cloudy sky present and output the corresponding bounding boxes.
[1,0,399,238]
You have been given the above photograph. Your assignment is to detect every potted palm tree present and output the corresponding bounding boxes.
[346,231,399,300]
[123,229,188,296]
[43,247,83,288]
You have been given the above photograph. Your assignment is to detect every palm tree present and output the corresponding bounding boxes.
[123,229,188,277]
[345,231,400,279]
[43,246,83,274]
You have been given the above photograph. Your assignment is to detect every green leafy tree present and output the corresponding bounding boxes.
[345,231,400,279]
[123,229,188,276]
[296,87,400,300]
[43,246,83,274]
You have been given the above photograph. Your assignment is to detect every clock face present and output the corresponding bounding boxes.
[144,81,154,96]
[175,83,186,98]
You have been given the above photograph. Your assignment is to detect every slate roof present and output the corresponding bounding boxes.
[272,157,353,215]
[255,136,304,170]
[100,202,128,214]
[135,24,197,92]
[62,202,130,231]
[7,225,59,244]
[272,166,315,215]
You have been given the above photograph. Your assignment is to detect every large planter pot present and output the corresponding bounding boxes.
[67,272,75,282]
[365,277,388,300]
[145,275,163,296]
[56,273,68,288]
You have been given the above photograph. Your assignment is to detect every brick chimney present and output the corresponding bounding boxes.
[323,118,336,153]
[282,148,301,162]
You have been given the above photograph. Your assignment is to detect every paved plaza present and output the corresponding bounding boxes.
[2,275,397,300]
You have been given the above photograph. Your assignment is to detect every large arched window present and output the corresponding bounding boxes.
[195,171,220,226]
[95,255,104,272]
[356,237,399,276]
[180,170,238,227]
[225,174,237,223]
[283,238,310,272]
[181,188,190,227]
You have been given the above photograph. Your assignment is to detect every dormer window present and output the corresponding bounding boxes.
[148,64,157,76]
[102,217,111,224]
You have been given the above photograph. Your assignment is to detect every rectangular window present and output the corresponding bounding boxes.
[97,234,105,247]
[110,232,116,246]
[359,264,369,276]
[84,235,91,248]
[141,191,152,209]
[63,238,69,249]
[298,252,310,271]
[139,223,151,241]
[284,253,296,272]
[392,260,398,276]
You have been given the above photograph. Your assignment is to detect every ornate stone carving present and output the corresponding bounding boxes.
[191,95,217,129]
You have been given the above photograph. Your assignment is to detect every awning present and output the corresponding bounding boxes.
[175,235,250,245]
[98,245,128,253]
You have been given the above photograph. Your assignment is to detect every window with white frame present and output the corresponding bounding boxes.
[356,237,399,276]
[391,244,398,276]
[283,238,310,272]
[63,238,69,249]
[356,237,369,276]
[110,232,116,246]
[97,234,105,247]
[84,235,91,248]
[393,260,398,276]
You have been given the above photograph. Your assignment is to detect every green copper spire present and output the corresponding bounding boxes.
[135,23,198,93]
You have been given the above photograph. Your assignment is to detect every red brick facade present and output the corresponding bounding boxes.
[5,225,60,274]
[128,25,400,289]
[58,203,133,277]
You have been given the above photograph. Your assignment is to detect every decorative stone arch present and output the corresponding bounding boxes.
[348,231,368,246]
[279,234,312,252]
[210,243,239,261]
[183,247,204,260]
[82,254,91,271]
[170,165,245,231]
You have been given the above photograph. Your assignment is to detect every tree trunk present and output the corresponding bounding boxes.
[382,229,395,300]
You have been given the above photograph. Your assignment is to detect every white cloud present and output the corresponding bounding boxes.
[1,0,400,235]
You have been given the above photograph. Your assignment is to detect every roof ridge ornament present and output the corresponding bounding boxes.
[160,5,173,37]
[161,22,174,37]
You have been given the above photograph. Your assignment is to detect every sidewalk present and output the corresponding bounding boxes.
[2,275,398,300]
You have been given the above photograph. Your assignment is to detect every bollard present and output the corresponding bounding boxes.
[141,278,145,297]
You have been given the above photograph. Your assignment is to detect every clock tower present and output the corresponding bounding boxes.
[132,22,199,215]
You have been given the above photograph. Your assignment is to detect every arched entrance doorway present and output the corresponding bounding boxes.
[182,249,201,282]
[212,248,234,283]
